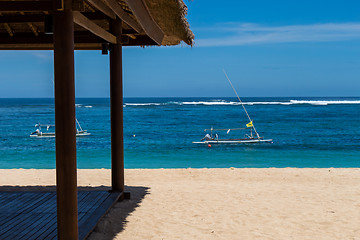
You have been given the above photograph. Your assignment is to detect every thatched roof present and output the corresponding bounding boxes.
[144,0,194,46]
[0,0,194,50]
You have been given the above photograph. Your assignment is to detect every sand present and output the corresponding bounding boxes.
[1,168,360,239]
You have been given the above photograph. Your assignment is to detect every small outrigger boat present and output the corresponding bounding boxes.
[30,119,91,138]
[193,128,272,144]
[192,127,272,144]
[193,70,272,145]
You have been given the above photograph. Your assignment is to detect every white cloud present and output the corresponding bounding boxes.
[195,23,360,47]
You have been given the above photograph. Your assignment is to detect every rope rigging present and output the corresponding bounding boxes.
[223,69,260,139]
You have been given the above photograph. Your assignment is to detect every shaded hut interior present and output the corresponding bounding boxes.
[0,0,193,239]
[0,0,194,49]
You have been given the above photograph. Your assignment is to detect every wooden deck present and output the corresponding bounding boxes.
[0,190,122,240]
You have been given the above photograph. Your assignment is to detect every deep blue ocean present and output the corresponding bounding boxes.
[0,97,359,169]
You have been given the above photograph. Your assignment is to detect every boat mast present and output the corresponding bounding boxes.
[75,118,83,132]
[223,70,260,139]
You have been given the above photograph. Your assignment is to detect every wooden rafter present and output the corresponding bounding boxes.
[72,0,85,11]
[73,11,117,44]
[0,0,172,48]
[0,1,53,12]
[127,34,136,39]
[83,1,95,12]
[0,32,157,48]
[124,0,164,45]
[102,0,142,33]
[27,23,39,36]
[86,0,116,19]
[0,13,13,37]
[0,12,106,23]
[3,23,14,37]
[19,12,39,37]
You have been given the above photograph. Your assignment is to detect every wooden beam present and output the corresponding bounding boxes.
[86,0,116,19]
[110,18,124,192]
[83,1,95,12]
[3,23,14,37]
[124,0,164,45]
[0,1,53,12]
[0,14,44,23]
[19,12,39,37]
[102,0,142,33]
[73,11,116,44]
[28,23,39,36]
[0,43,100,50]
[0,38,158,49]
[127,34,136,39]
[0,12,106,24]
[0,31,157,45]
[0,13,13,37]
[0,43,106,50]
[72,0,85,11]
[121,34,157,45]
[54,0,64,10]
[53,2,78,239]
[122,29,138,34]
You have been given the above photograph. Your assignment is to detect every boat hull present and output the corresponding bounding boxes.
[192,139,273,144]
[30,132,91,138]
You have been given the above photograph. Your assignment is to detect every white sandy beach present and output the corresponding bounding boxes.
[1,168,360,239]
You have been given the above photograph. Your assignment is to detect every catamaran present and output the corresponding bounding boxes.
[30,118,91,138]
[193,71,272,145]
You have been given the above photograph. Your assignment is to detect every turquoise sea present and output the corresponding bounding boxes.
[0,97,359,169]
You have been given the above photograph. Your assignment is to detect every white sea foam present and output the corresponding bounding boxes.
[124,103,163,106]
[289,100,360,105]
[76,104,93,108]
[182,101,240,105]
[123,100,360,106]
[243,101,292,105]
[177,100,360,105]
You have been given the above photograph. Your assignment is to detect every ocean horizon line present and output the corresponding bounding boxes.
[1,96,360,99]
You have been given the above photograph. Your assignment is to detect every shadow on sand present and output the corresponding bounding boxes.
[87,185,150,240]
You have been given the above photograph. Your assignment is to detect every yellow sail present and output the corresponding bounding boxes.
[246,121,253,128]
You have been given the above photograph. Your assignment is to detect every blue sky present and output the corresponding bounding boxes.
[1,0,360,97]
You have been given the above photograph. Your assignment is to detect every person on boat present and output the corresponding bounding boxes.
[201,133,212,141]
[31,128,41,135]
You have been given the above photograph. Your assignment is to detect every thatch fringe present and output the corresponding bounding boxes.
[143,0,194,46]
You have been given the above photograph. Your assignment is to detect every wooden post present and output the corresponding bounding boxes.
[110,18,124,192]
[53,0,78,238]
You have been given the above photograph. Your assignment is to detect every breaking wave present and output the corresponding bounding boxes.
[125,103,164,106]
[76,104,93,108]
[124,99,360,107]
[288,100,360,105]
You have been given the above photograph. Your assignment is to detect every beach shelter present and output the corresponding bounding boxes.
[0,0,193,239]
